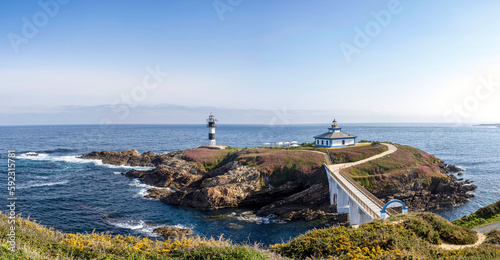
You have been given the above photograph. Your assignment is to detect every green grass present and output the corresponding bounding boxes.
[346,144,447,190]
[453,199,500,228]
[321,143,388,164]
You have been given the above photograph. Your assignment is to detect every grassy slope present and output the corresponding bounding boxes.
[344,144,448,190]
[0,213,273,260]
[453,199,500,228]
[271,213,500,260]
[320,143,389,164]
[4,212,499,259]
[181,144,390,187]
[182,147,327,187]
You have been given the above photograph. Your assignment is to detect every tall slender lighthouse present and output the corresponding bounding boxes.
[207,113,217,146]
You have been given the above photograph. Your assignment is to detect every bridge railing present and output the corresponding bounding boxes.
[327,165,381,220]
[337,167,399,216]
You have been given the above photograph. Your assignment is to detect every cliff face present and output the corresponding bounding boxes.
[80,144,476,221]
[81,148,331,221]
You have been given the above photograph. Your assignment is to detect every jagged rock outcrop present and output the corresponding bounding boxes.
[258,183,337,221]
[372,175,477,211]
[161,163,262,209]
[80,150,180,167]
[125,162,201,190]
[437,160,463,174]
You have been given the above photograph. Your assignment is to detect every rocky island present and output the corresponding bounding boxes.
[80,143,476,222]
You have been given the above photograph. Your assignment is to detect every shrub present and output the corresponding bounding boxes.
[485,230,500,245]
[453,200,500,228]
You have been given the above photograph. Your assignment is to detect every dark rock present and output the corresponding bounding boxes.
[437,161,463,174]
[457,172,464,176]
[80,149,178,167]
[258,184,335,221]
[153,226,192,238]
[161,163,262,209]
[145,188,174,200]
[125,162,201,190]
[371,174,477,212]
[446,164,463,173]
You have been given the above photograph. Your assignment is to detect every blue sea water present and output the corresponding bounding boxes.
[0,124,499,245]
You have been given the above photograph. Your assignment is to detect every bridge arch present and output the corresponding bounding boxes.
[380,199,408,219]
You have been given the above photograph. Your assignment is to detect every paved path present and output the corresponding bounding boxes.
[325,143,398,219]
[473,220,500,233]
[327,143,397,172]
[438,233,486,250]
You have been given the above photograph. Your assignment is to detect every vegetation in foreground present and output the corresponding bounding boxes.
[0,213,275,260]
[2,212,499,259]
[271,213,499,260]
[453,199,500,228]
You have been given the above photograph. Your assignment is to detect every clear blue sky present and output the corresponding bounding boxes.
[2,0,500,125]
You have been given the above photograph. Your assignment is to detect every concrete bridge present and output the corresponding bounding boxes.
[324,143,407,225]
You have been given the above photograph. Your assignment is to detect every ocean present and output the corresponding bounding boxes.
[0,124,499,245]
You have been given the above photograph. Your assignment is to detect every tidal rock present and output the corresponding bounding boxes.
[80,149,176,167]
[145,188,174,200]
[153,226,192,238]
[437,161,463,174]
[125,162,201,190]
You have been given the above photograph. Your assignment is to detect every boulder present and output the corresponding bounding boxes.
[153,226,192,238]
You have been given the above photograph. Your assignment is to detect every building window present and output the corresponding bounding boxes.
[342,140,345,145]
[321,140,324,145]
[326,141,329,146]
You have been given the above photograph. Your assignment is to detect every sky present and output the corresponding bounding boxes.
[1,0,500,125]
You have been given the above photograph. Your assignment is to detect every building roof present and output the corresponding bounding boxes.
[314,131,357,139]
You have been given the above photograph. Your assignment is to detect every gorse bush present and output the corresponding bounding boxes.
[453,199,500,228]
[271,213,481,259]
[0,213,273,260]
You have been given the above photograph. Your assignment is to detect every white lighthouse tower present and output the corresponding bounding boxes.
[207,113,217,147]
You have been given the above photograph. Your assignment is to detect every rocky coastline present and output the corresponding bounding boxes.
[80,146,476,222]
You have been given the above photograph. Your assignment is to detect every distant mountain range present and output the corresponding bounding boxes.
[475,124,500,127]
